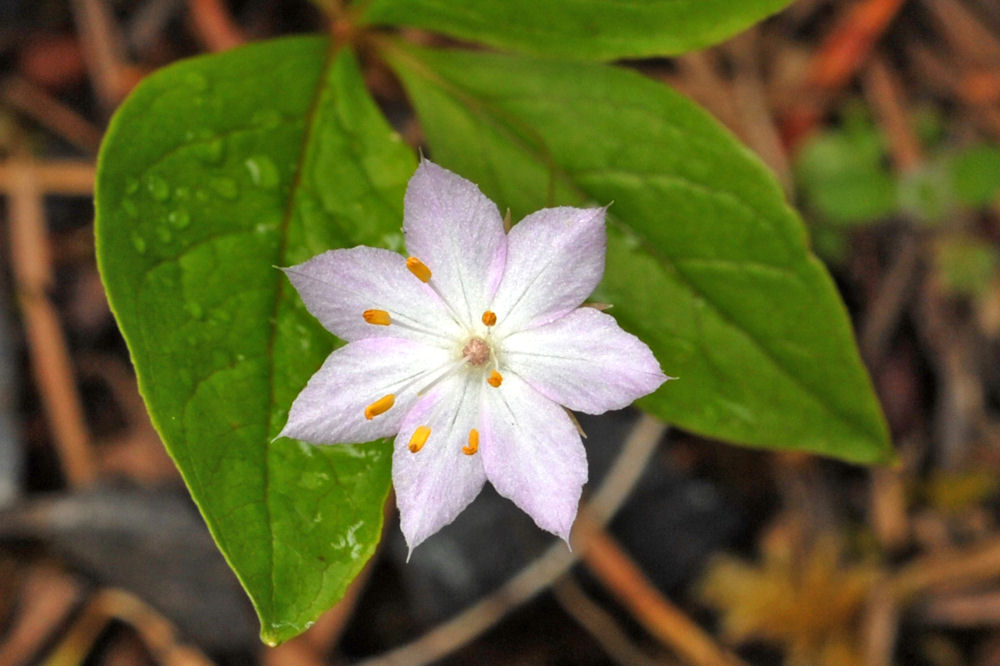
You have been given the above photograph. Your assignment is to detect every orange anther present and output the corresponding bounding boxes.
[487,370,503,387]
[481,310,497,326]
[463,429,479,455]
[409,425,431,453]
[363,309,391,326]
[364,394,395,420]
[406,256,432,282]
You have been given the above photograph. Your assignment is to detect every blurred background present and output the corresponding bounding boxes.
[2,0,1000,664]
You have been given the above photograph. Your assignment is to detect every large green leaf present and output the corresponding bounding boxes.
[361,0,795,60]
[96,37,415,644]
[382,43,892,464]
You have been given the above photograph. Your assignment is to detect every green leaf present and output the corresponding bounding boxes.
[96,37,415,644]
[382,43,892,464]
[934,235,1000,298]
[951,144,1000,207]
[361,0,796,60]
[794,109,898,225]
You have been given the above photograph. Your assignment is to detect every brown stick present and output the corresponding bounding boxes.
[552,577,668,666]
[69,0,131,109]
[783,0,907,148]
[0,160,95,196]
[862,55,923,172]
[577,516,747,666]
[2,77,103,154]
[187,0,248,52]
[7,155,96,486]
[891,537,1000,601]
[41,588,215,666]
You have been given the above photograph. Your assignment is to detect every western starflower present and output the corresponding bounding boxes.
[279,159,667,554]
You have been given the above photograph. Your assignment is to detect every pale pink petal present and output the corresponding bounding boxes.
[393,376,487,555]
[283,247,461,346]
[278,337,451,444]
[489,206,607,335]
[502,307,668,414]
[479,373,587,542]
[403,160,507,323]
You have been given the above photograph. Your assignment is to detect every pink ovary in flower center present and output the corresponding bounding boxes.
[462,337,491,366]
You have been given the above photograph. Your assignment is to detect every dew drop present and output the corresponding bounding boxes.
[174,186,190,200]
[244,155,279,189]
[194,188,210,203]
[186,302,204,319]
[168,209,191,228]
[156,226,172,243]
[131,233,147,254]
[209,177,238,200]
[194,138,226,165]
[146,174,170,201]
[121,199,138,217]
[124,177,139,194]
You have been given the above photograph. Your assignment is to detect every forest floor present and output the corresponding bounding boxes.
[3,1,1000,664]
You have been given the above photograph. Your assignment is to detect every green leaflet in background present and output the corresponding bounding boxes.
[360,0,796,60]
[96,37,415,644]
[382,43,893,464]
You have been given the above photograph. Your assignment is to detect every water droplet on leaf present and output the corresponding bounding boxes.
[209,177,238,200]
[131,233,147,254]
[244,155,279,189]
[146,175,170,201]
[124,178,139,194]
[193,138,226,165]
[168,209,191,228]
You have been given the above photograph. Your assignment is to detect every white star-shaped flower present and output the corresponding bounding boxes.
[279,160,668,554]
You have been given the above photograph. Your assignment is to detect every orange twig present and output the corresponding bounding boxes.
[7,156,96,486]
[69,0,131,109]
[187,0,248,52]
[862,55,923,171]
[2,77,103,154]
[577,516,747,666]
[784,0,907,148]
[0,160,95,195]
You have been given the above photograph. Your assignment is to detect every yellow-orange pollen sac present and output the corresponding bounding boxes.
[488,370,503,387]
[409,425,431,453]
[363,309,391,326]
[406,256,432,283]
[364,394,395,420]
[463,429,479,455]
[481,310,497,326]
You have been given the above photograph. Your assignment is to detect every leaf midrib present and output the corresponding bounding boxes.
[260,40,342,629]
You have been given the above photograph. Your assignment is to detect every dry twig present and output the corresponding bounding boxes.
[6,155,96,486]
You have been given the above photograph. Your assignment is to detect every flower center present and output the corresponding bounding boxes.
[462,337,490,366]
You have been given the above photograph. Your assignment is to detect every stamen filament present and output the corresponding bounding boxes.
[409,425,431,453]
[406,256,432,282]
[481,310,497,327]
[487,370,503,387]
[463,429,479,455]
[364,394,395,420]
[363,309,391,326]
